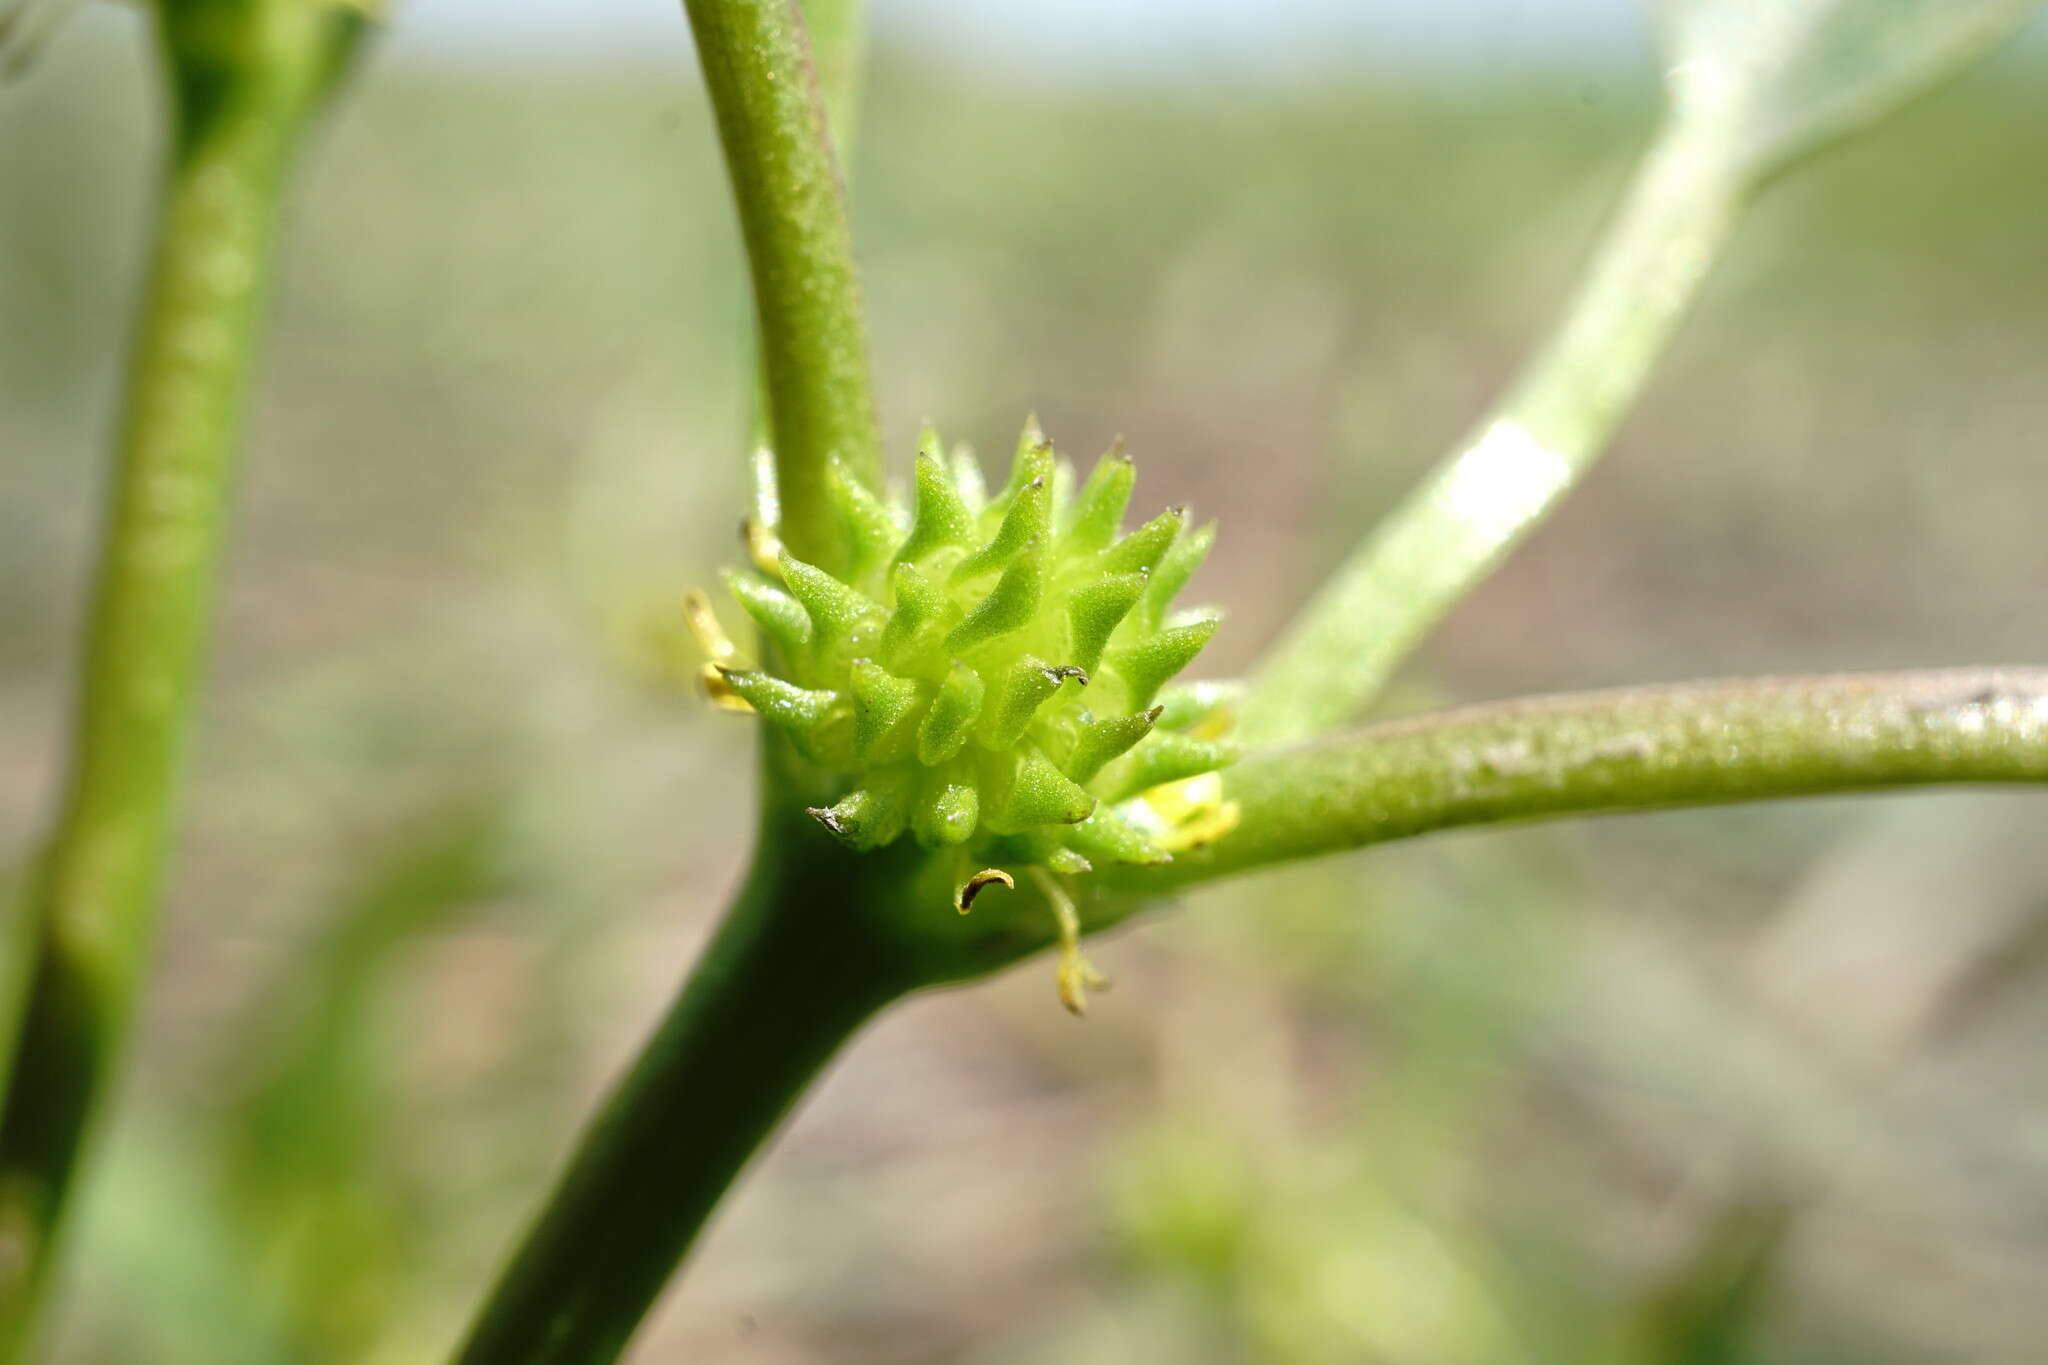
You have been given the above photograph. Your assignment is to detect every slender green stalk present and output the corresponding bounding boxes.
[742,0,866,504]
[450,799,919,1365]
[1239,0,2047,747]
[686,0,881,574]
[1237,119,1745,746]
[1119,668,2048,894]
[0,5,359,1354]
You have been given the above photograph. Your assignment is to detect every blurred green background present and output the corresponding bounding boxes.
[5,7,2048,1363]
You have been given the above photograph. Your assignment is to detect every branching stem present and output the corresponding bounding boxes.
[1121,668,2048,892]
[449,800,915,1365]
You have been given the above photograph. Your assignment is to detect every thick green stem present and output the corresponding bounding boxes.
[450,803,919,1365]
[1239,120,1745,745]
[686,0,881,574]
[1120,668,2048,893]
[743,0,866,513]
[0,7,357,1355]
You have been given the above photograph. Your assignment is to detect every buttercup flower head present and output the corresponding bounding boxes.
[688,419,1240,1010]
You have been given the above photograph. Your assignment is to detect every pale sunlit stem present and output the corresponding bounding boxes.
[1239,119,1745,746]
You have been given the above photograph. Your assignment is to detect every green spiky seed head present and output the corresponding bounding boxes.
[704,420,1240,881]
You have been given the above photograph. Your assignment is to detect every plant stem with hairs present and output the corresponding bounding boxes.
[1113,669,2048,894]
[685,0,880,575]
[0,4,361,1355]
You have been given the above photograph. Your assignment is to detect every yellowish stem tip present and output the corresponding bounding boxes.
[682,589,737,660]
[741,517,784,578]
[1031,868,1106,1017]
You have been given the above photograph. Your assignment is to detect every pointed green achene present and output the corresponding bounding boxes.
[913,777,979,846]
[978,655,1068,751]
[780,553,880,644]
[716,668,838,733]
[1106,618,1218,710]
[1065,706,1162,784]
[878,561,949,676]
[1066,572,1146,672]
[917,662,984,765]
[1066,804,1171,866]
[986,751,1095,833]
[808,769,914,851]
[946,548,1045,654]
[991,414,1048,507]
[953,446,1052,582]
[850,660,920,760]
[702,422,1234,881]
[1139,520,1216,631]
[721,568,811,652]
[828,455,901,585]
[1101,506,1188,576]
[1065,445,1135,553]
[896,442,976,565]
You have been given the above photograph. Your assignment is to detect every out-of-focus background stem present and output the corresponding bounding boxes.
[1239,0,2044,746]
[0,3,360,1356]
[1238,117,1744,745]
